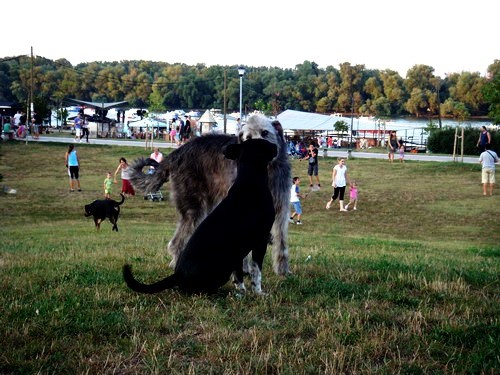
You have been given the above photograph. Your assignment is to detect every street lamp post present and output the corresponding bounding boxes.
[238,66,245,122]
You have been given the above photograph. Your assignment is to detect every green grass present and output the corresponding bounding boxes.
[1,141,498,374]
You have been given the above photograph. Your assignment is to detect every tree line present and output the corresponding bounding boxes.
[0,55,498,124]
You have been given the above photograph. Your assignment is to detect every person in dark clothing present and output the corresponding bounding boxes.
[477,126,491,153]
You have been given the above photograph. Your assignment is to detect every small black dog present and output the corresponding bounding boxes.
[123,139,277,294]
[84,194,125,231]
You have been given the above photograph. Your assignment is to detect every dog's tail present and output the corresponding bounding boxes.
[123,264,179,294]
[128,157,170,194]
[115,193,125,207]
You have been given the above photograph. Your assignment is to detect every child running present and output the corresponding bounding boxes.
[103,171,113,199]
[345,181,358,211]
[289,176,307,225]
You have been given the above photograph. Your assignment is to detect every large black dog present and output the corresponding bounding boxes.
[123,139,277,294]
[84,194,125,231]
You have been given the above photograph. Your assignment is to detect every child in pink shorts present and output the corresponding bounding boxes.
[345,181,358,211]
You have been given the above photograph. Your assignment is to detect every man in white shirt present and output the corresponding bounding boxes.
[148,147,164,174]
[479,144,499,196]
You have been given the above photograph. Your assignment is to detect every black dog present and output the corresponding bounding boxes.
[84,194,125,231]
[123,139,277,294]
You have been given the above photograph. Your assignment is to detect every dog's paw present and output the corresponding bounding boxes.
[233,282,246,293]
[252,288,268,296]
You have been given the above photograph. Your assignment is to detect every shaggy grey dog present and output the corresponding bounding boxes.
[129,114,291,275]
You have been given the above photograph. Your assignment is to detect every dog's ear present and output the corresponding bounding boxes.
[223,143,241,160]
[271,120,284,138]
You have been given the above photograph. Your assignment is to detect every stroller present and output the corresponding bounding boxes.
[142,159,165,202]
[144,189,164,202]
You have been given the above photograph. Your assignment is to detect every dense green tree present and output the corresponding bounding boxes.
[0,56,497,123]
[440,98,470,123]
[449,71,487,115]
[482,60,500,124]
[404,65,437,117]
[379,69,407,115]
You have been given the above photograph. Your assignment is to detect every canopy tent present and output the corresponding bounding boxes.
[277,109,395,134]
[277,109,342,131]
[128,117,168,129]
[62,98,128,137]
[63,98,128,111]
[198,109,218,133]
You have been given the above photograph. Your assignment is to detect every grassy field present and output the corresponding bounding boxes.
[0,140,498,374]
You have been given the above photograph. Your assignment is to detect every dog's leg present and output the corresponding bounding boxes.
[167,211,207,267]
[242,254,251,274]
[231,269,246,293]
[167,222,194,267]
[250,243,268,295]
[111,216,118,231]
[271,202,291,276]
[94,218,101,230]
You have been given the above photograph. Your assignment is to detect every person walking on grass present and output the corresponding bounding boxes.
[345,180,359,211]
[388,131,398,163]
[300,143,321,190]
[289,176,307,225]
[103,172,113,199]
[65,144,81,192]
[74,113,83,143]
[326,157,350,211]
[479,144,498,196]
[114,157,135,197]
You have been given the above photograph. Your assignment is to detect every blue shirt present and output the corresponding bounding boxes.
[68,150,78,166]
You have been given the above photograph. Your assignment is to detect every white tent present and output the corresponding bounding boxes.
[277,109,388,133]
[127,117,168,129]
[198,109,218,134]
[277,109,341,131]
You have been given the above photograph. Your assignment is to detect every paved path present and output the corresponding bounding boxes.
[25,135,479,164]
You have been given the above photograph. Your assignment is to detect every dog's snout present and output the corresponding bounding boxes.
[261,130,269,137]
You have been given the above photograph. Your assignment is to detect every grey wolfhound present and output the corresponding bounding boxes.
[129,114,291,276]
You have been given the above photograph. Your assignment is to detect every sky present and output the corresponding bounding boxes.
[3,0,498,78]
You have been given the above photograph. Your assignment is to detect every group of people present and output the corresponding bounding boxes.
[73,113,90,143]
[290,126,497,225]
[167,115,194,145]
[64,144,165,198]
[387,131,405,163]
[290,149,359,225]
[1,110,44,139]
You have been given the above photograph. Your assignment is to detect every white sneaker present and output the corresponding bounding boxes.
[345,204,349,210]
[340,208,348,212]
[296,221,303,225]
[326,201,332,209]
[353,207,357,210]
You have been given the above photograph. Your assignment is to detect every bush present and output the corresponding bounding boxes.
[427,126,499,155]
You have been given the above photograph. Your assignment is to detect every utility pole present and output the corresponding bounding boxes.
[27,46,34,145]
[223,69,227,133]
